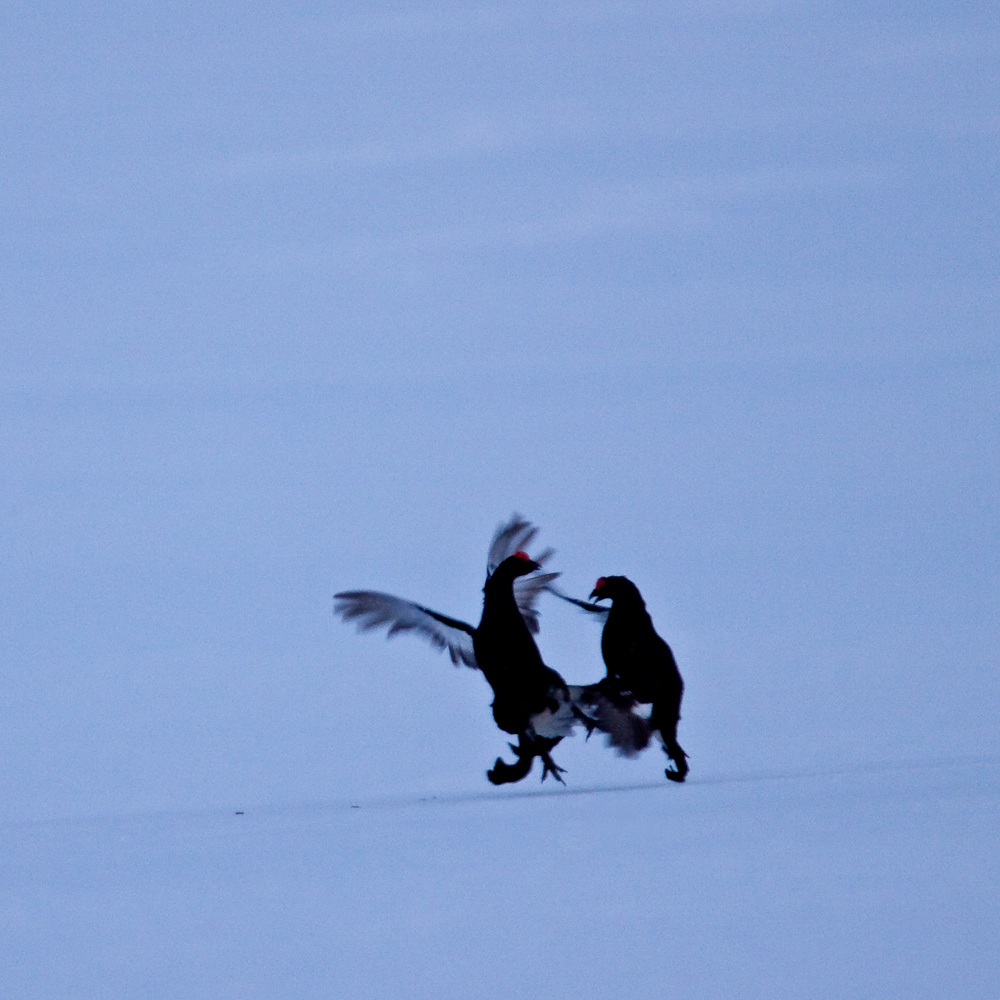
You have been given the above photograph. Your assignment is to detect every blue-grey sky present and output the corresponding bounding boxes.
[2,1,997,822]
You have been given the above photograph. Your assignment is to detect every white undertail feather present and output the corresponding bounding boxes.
[529,689,580,739]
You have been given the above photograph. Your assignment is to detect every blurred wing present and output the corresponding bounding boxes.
[570,685,652,758]
[513,571,561,635]
[546,585,610,624]
[333,591,478,668]
[487,514,560,634]
[486,514,539,576]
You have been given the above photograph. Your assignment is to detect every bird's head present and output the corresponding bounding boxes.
[589,575,635,601]
[507,550,541,576]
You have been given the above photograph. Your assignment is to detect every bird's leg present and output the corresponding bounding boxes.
[650,702,688,783]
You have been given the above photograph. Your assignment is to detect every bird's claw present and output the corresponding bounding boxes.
[572,706,599,739]
[663,748,689,783]
[539,752,566,785]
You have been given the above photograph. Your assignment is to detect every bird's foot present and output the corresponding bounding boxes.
[539,750,567,785]
[663,746,689,783]
[487,743,536,785]
[487,757,516,785]
[572,706,599,739]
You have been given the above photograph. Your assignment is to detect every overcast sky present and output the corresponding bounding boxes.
[2,1,997,822]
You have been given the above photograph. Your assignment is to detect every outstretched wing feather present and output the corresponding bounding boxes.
[486,514,539,576]
[487,515,560,633]
[513,571,561,634]
[333,591,478,668]
[546,585,611,623]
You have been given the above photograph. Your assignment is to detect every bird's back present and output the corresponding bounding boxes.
[602,593,680,704]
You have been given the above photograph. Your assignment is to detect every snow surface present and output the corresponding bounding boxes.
[4,759,997,999]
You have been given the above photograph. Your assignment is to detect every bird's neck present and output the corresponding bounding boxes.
[480,574,524,627]
[607,594,651,628]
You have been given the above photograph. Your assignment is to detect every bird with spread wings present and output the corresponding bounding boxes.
[334,515,647,784]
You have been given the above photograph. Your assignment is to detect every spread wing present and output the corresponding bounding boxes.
[486,514,541,575]
[513,571,560,634]
[546,585,611,624]
[569,685,652,757]
[333,591,478,668]
[487,513,560,635]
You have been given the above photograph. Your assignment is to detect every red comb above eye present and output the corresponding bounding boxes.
[513,550,532,560]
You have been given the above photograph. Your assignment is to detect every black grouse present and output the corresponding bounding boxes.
[552,575,689,782]
[334,516,584,785]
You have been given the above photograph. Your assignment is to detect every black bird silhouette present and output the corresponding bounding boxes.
[334,516,595,785]
[551,576,689,782]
